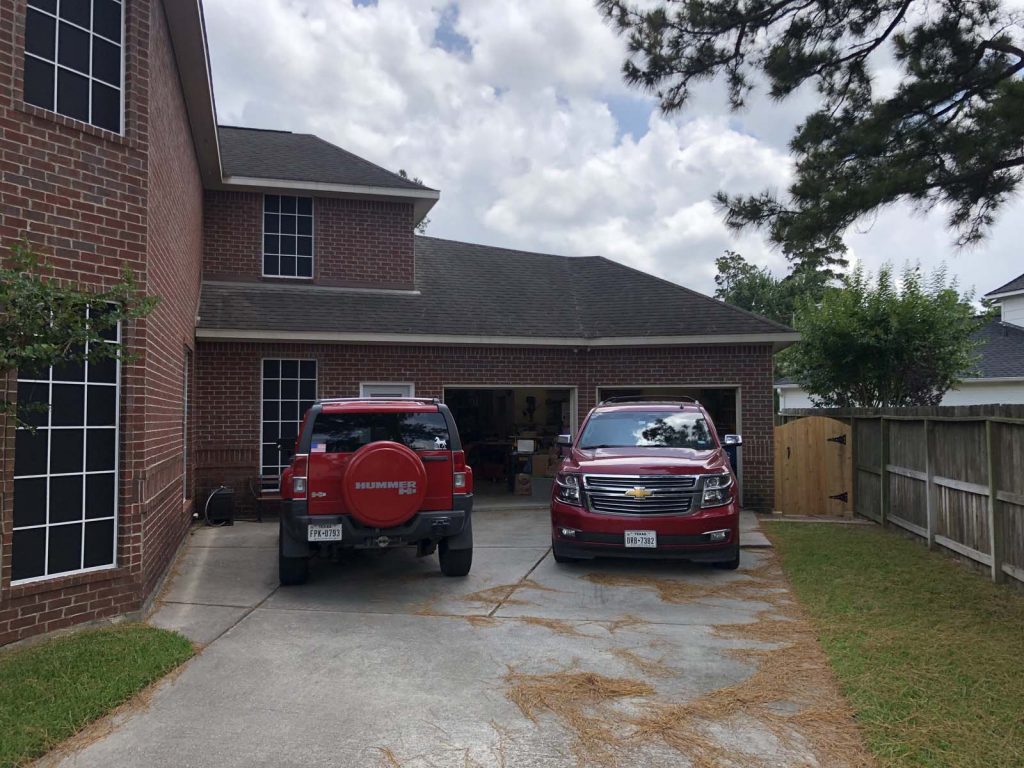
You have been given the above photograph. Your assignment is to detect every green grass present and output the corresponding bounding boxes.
[766,522,1024,768]
[0,624,193,768]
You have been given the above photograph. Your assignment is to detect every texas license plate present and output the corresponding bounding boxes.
[624,530,657,548]
[308,523,343,542]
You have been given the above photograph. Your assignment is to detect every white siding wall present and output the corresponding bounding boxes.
[777,379,1024,409]
[1000,294,1024,329]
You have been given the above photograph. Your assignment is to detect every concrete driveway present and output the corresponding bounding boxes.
[40,507,869,768]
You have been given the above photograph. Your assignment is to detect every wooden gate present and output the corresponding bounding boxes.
[774,416,852,515]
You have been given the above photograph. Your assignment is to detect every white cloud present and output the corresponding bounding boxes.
[204,0,1024,298]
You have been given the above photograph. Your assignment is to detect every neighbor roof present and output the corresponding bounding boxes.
[986,271,1024,298]
[216,126,433,191]
[198,236,798,347]
[775,317,1024,386]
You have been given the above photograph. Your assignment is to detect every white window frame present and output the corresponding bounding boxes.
[22,0,126,134]
[260,358,318,486]
[261,194,315,280]
[11,311,120,585]
[360,382,416,398]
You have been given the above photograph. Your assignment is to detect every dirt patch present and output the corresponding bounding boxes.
[604,614,648,634]
[463,615,499,629]
[460,579,561,608]
[583,571,774,605]
[516,617,590,637]
[608,647,676,679]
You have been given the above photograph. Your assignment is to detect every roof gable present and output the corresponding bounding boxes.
[986,271,1024,297]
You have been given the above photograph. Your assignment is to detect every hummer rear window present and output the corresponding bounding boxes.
[311,412,451,453]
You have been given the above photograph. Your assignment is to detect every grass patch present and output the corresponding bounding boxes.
[767,522,1024,768]
[0,623,193,768]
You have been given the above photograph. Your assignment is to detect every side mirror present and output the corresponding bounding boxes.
[723,434,743,447]
[556,434,573,447]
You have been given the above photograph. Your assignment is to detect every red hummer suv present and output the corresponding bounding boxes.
[550,398,741,568]
[278,398,474,585]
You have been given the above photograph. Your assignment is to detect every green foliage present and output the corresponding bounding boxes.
[398,169,431,234]
[768,522,1024,767]
[0,240,157,423]
[787,263,984,406]
[714,249,834,326]
[0,624,193,768]
[599,0,1024,256]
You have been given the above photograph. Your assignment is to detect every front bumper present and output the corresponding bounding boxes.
[550,497,739,560]
[280,495,472,557]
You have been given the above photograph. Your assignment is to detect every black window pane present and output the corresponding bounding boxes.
[17,381,50,429]
[57,22,89,72]
[93,0,122,42]
[280,360,298,378]
[91,81,120,132]
[89,356,116,383]
[280,236,296,256]
[51,383,85,426]
[281,379,298,400]
[262,380,279,399]
[262,401,278,421]
[263,360,279,378]
[89,303,119,341]
[50,474,84,522]
[280,256,296,276]
[264,194,279,213]
[296,197,313,216]
[86,428,116,472]
[281,401,298,422]
[263,234,278,255]
[25,9,56,58]
[57,68,89,121]
[262,254,278,276]
[297,216,312,236]
[12,528,46,581]
[84,519,115,567]
[28,0,58,12]
[50,428,84,474]
[300,361,316,379]
[14,477,47,528]
[48,523,83,574]
[53,349,85,382]
[262,422,279,441]
[280,215,296,235]
[296,238,312,258]
[85,473,116,519]
[58,0,90,27]
[263,212,277,233]
[262,444,278,468]
[280,196,296,214]
[280,421,298,440]
[24,55,55,110]
[14,429,48,476]
[299,379,316,400]
[92,38,120,85]
[87,385,116,426]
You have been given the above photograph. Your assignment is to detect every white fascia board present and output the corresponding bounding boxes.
[985,288,1024,300]
[195,328,801,347]
[954,376,1024,384]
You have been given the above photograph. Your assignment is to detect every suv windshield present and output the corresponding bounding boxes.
[578,411,715,450]
[311,412,451,453]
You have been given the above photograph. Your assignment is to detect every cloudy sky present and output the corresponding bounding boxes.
[203,0,1024,298]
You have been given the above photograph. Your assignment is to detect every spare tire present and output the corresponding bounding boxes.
[342,441,427,528]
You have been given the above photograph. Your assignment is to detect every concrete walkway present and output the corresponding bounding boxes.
[39,508,869,768]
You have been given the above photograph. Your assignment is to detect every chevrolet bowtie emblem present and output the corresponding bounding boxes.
[624,487,652,499]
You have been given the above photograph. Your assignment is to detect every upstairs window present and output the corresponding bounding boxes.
[23,0,123,133]
[263,195,313,278]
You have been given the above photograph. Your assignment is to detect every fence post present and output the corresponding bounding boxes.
[924,418,936,550]
[848,416,857,517]
[986,419,1005,584]
[879,417,889,527]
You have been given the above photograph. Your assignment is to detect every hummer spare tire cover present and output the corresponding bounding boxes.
[342,441,428,528]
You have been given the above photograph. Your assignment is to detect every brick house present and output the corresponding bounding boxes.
[0,0,796,646]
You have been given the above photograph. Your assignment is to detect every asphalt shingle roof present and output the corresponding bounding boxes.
[986,271,1024,297]
[198,236,795,341]
[217,126,431,191]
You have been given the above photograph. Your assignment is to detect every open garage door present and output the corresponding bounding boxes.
[443,387,576,504]
[597,386,743,503]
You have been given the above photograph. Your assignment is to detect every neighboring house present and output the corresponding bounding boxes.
[776,270,1024,409]
[0,0,796,647]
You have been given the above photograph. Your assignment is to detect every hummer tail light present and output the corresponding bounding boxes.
[453,450,473,493]
[292,454,308,499]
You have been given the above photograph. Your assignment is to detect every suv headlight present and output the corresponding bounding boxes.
[555,472,581,506]
[701,471,733,508]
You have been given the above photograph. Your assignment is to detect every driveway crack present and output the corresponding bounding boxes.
[487,547,551,617]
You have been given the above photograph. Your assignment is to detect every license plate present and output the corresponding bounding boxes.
[624,530,657,548]
[308,523,343,542]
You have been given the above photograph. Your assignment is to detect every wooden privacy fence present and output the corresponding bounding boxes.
[779,406,1024,585]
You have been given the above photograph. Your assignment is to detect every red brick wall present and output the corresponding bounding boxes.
[202,191,416,289]
[194,342,776,511]
[0,0,201,646]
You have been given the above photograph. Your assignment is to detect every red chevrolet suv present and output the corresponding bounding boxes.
[550,398,741,568]
[278,398,474,585]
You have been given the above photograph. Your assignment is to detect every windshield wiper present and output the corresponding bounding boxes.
[579,444,625,449]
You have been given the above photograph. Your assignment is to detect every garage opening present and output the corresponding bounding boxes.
[443,387,574,503]
[597,386,742,500]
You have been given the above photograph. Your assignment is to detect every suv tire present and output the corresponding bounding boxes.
[551,539,582,564]
[712,545,741,571]
[279,523,310,586]
[438,539,472,577]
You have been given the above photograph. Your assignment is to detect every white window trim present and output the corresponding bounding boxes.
[23,0,126,135]
[360,382,416,398]
[261,194,315,280]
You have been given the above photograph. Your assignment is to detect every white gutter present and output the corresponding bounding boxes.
[196,327,801,349]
